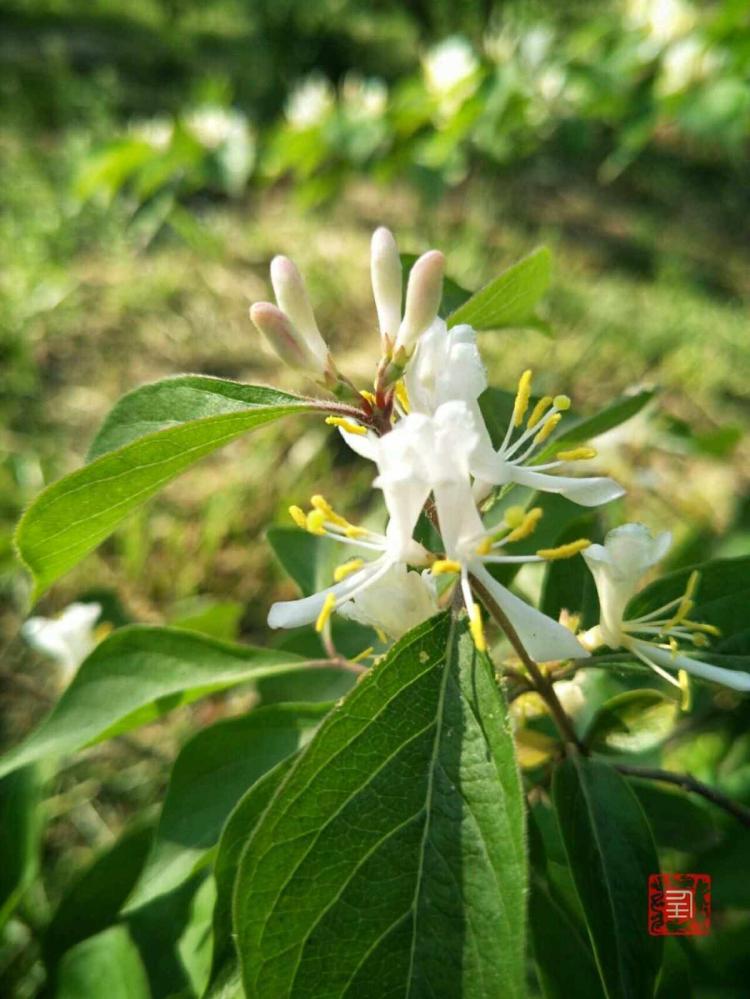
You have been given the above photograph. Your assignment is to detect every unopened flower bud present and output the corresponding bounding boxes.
[250,302,325,373]
[396,249,444,352]
[270,255,329,368]
[370,227,402,347]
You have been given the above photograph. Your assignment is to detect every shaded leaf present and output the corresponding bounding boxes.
[55,926,150,999]
[628,780,719,852]
[586,689,678,754]
[0,766,45,929]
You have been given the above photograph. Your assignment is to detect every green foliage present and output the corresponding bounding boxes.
[448,246,551,331]
[55,926,150,999]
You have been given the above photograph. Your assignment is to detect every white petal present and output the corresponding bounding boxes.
[472,564,588,662]
[396,250,444,351]
[337,426,379,461]
[270,256,329,367]
[641,642,750,692]
[433,480,485,558]
[370,227,402,340]
[510,467,625,507]
[267,565,380,630]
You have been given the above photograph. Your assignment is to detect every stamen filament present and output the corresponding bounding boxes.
[536,538,591,560]
[534,413,562,446]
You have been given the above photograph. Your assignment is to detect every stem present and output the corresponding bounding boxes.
[614,763,750,830]
[304,657,368,676]
[470,573,587,754]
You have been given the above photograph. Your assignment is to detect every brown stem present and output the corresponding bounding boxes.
[304,657,368,676]
[470,573,587,754]
[614,763,750,830]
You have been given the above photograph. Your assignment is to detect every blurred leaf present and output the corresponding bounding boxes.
[176,875,216,998]
[266,525,340,597]
[448,246,551,331]
[55,925,150,999]
[654,938,692,999]
[586,689,679,754]
[44,823,153,973]
[628,780,719,852]
[0,626,312,779]
[234,613,527,998]
[543,386,657,455]
[553,756,662,999]
[0,766,45,929]
[255,660,356,705]
[16,377,319,598]
[171,600,244,641]
[477,386,516,448]
[125,703,329,912]
[541,511,602,627]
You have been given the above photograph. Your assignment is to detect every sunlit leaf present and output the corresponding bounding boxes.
[448,247,551,331]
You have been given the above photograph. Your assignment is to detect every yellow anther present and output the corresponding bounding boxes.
[359,390,377,406]
[685,569,700,601]
[351,646,375,664]
[475,537,493,556]
[512,369,533,427]
[395,380,411,413]
[469,605,487,652]
[306,509,327,535]
[667,598,694,630]
[685,620,721,637]
[432,559,462,575]
[557,446,597,462]
[553,394,571,411]
[678,670,692,712]
[691,632,710,648]
[315,593,337,632]
[537,538,591,560]
[534,413,562,445]
[333,558,365,582]
[375,627,387,644]
[311,494,348,527]
[527,395,553,429]
[503,505,526,529]
[325,416,368,436]
[344,525,367,539]
[504,507,543,544]
[289,505,307,529]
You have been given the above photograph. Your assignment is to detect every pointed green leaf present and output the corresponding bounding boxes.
[16,376,321,598]
[56,926,150,999]
[553,756,662,999]
[0,766,45,929]
[448,247,551,330]
[126,703,329,912]
[0,626,313,779]
[234,612,527,999]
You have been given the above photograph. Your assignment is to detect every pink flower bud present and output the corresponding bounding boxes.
[250,302,325,372]
[269,256,328,368]
[396,249,444,352]
[370,227,402,345]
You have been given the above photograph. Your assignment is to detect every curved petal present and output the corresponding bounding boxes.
[510,467,625,507]
[267,563,380,630]
[643,643,750,692]
[472,564,588,662]
[337,426,379,462]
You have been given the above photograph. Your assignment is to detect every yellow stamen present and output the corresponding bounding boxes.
[289,505,307,529]
[469,604,486,652]
[684,620,721,637]
[556,446,597,462]
[344,525,367,538]
[395,380,410,413]
[678,670,692,712]
[333,558,365,582]
[667,598,694,630]
[359,390,376,406]
[691,633,710,648]
[306,509,327,535]
[685,569,700,601]
[351,645,375,663]
[527,395,553,429]
[504,507,543,544]
[503,505,526,529]
[94,622,113,643]
[553,394,571,411]
[311,494,347,527]
[537,538,591,560]
[512,369,533,427]
[325,416,367,436]
[476,537,493,556]
[534,412,562,445]
[375,627,387,644]
[432,559,462,575]
[315,592,337,632]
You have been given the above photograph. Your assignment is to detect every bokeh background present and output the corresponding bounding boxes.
[1,0,749,992]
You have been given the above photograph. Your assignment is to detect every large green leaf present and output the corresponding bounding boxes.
[448,247,551,330]
[126,703,329,912]
[0,626,312,779]
[0,766,45,929]
[55,925,150,999]
[628,780,718,852]
[234,612,527,999]
[553,756,662,999]
[16,376,322,598]
[586,689,678,755]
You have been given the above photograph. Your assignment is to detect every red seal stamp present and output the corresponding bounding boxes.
[648,873,711,936]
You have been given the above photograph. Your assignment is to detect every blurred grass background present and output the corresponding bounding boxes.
[1,0,749,976]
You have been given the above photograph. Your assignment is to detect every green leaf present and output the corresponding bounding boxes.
[628,780,718,852]
[0,626,313,779]
[44,822,153,971]
[266,525,341,598]
[448,247,551,330]
[55,926,150,999]
[0,766,45,929]
[206,758,296,999]
[546,387,657,453]
[234,612,527,999]
[553,756,662,999]
[16,376,319,598]
[586,689,679,754]
[627,556,750,655]
[541,512,602,627]
[125,703,329,911]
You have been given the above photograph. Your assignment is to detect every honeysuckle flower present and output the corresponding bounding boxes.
[403,318,486,415]
[370,227,445,355]
[267,495,431,634]
[338,562,439,640]
[22,602,103,682]
[469,368,625,507]
[581,523,750,691]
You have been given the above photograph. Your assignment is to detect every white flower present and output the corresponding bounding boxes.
[22,603,102,681]
[423,37,480,99]
[403,318,486,415]
[285,75,335,128]
[469,369,625,507]
[341,74,388,118]
[370,227,445,354]
[581,524,750,691]
[338,562,438,639]
[129,116,174,151]
[185,106,247,150]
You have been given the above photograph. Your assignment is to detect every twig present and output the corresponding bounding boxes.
[470,573,587,754]
[303,657,368,676]
[615,763,750,830]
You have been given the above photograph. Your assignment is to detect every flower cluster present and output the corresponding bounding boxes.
[250,229,750,693]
